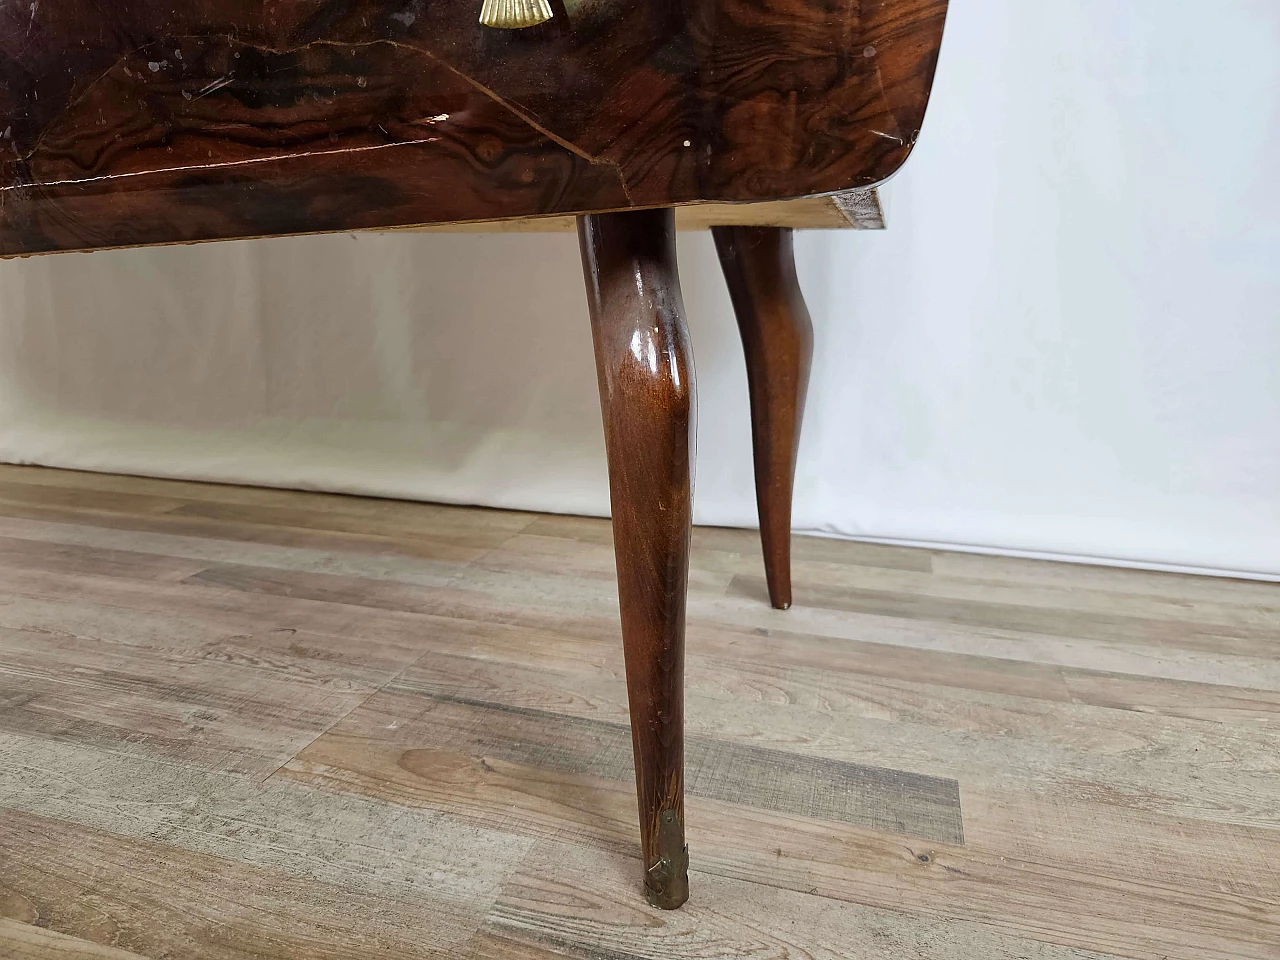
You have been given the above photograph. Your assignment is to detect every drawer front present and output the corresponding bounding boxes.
[0,0,947,253]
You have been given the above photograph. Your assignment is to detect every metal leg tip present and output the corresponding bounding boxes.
[644,847,689,909]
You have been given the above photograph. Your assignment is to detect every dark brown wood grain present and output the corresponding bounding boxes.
[0,0,948,254]
[713,225,813,610]
[578,208,692,909]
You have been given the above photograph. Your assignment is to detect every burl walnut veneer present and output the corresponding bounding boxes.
[0,0,948,909]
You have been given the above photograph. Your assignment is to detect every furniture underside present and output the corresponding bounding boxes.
[387,191,886,234]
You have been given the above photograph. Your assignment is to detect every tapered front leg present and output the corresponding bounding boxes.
[712,226,813,610]
[578,208,692,910]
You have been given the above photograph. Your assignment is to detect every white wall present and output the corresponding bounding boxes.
[1,1,1277,577]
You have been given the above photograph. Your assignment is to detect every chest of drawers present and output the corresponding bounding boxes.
[0,0,948,908]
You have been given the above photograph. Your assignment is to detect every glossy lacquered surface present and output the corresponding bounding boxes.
[0,0,947,254]
[579,208,692,908]
[714,225,813,611]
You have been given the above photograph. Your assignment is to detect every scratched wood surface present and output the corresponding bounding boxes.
[0,464,1276,959]
[0,0,945,254]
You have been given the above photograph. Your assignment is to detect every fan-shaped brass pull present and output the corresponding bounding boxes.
[479,0,553,29]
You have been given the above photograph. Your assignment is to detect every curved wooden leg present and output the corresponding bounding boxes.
[712,226,813,610]
[578,208,692,910]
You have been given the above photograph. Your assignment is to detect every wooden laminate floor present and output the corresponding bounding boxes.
[0,464,1275,960]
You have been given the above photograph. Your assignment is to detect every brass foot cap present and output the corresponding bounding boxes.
[644,845,689,910]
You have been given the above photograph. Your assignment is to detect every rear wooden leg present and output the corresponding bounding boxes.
[578,208,692,909]
[712,226,813,610]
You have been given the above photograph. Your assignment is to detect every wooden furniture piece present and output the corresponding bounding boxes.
[0,0,948,909]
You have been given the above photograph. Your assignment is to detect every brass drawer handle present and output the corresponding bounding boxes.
[479,0,553,28]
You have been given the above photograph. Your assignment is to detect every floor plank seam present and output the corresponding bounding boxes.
[258,677,404,785]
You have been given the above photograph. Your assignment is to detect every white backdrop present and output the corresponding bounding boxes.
[1,2,1278,578]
